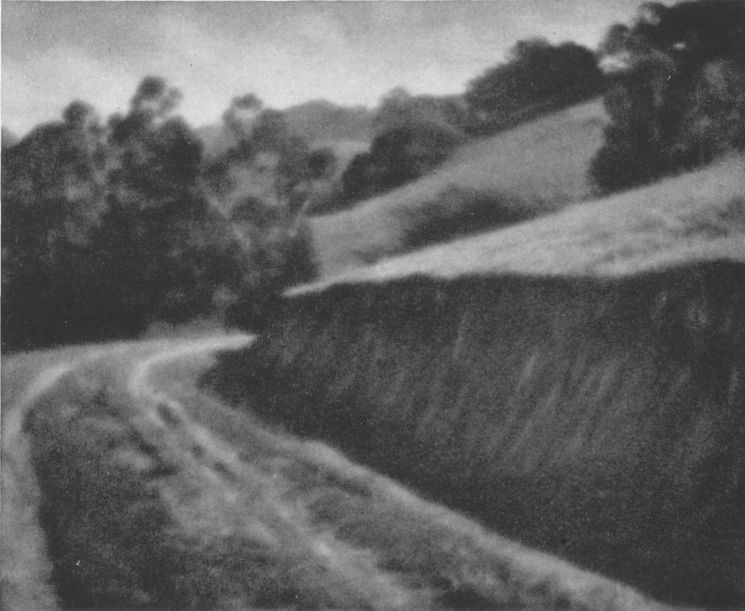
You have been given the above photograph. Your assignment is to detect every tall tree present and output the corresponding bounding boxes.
[2,101,109,349]
[592,0,745,192]
[100,76,235,332]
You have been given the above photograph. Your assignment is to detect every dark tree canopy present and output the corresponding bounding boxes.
[1,77,315,351]
[592,0,745,193]
[341,90,467,202]
[466,39,605,133]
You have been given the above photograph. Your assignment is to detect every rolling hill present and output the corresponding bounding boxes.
[4,122,743,609]
[211,156,745,608]
[308,98,609,276]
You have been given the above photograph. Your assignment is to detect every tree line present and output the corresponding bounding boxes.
[340,0,744,203]
[2,77,317,351]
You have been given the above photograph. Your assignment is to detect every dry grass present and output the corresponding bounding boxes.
[300,154,745,293]
[310,99,608,275]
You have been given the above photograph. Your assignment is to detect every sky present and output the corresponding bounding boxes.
[3,1,651,137]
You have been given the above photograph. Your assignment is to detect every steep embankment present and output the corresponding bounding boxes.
[310,99,607,275]
[209,159,745,608]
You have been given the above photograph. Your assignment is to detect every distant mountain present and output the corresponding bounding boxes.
[196,100,374,159]
[282,100,374,144]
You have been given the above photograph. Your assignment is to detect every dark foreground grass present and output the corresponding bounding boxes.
[208,259,745,608]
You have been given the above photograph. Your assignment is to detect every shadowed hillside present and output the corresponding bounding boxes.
[208,158,745,608]
[309,99,608,276]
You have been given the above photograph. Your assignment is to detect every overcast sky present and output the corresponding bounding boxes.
[3,1,651,136]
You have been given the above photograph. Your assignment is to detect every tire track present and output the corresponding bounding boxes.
[3,334,676,609]
[124,333,422,609]
[2,347,112,611]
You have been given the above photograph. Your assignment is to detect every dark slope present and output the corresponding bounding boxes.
[209,259,745,607]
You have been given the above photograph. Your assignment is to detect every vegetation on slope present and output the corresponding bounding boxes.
[466,38,605,135]
[211,259,745,608]
[310,99,608,276]
[211,158,745,607]
[309,155,745,287]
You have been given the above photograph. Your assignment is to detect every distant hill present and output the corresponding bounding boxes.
[196,100,374,160]
[308,98,609,276]
[282,100,373,145]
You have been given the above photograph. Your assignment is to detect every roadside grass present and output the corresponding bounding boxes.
[309,99,607,275]
[188,367,666,609]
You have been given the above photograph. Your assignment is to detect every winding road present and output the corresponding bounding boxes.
[1,334,669,610]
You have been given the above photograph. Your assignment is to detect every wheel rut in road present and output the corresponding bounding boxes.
[3,334,667,610]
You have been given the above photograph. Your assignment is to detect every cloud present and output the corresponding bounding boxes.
[2,0,657,136]
[2,47,137,133]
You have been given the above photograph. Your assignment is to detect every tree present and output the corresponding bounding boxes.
[1,78,314,350]
[223,93,263,145]
[2,101,110,349]
[201,102,319,330]
[591,0,745,193]
[340,90,467,202]
[466,39,604,133]
[100,76,236,333]
[307,147,337,181]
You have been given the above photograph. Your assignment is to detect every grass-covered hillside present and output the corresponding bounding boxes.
[309,98,608,276]
[212,156,745,607]
[305,154,745,290]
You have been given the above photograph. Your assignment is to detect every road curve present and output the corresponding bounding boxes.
[2,334,671,610]
[2,335,248,610]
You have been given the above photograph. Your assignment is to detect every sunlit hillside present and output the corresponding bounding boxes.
[309,98,608,276]
[304,154,745,290]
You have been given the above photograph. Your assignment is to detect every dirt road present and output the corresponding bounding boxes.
[2,335,668,610]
